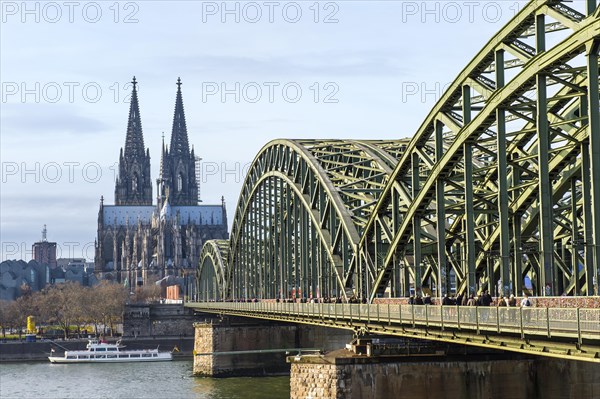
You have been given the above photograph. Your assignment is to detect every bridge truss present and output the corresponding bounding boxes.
[199,0,600,302]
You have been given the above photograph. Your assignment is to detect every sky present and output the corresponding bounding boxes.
[1,0,535,261]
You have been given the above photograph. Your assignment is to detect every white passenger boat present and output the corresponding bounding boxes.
[48,339,173,363]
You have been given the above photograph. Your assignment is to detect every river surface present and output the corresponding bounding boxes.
[0,360,290,399]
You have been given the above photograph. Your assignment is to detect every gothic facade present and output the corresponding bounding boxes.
[95,78,228,287]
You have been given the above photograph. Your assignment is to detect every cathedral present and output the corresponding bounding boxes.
[95,77,229,287]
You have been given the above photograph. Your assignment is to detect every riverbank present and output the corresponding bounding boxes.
[0,337,194,362]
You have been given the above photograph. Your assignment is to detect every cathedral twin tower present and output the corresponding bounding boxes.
[115,77,197,207]
[95,77,228,287]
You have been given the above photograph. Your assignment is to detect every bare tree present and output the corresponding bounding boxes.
[2,280,136,339]
[39,282,82,339]
[79,285,101,336]
[2,299,28,339]
[72,285,93,338]
[94,282,127,336]
[0,300,15,338]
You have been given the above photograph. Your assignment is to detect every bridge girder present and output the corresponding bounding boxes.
[225,139,410,301]
[197,0,600,303]
[360,0,600,301]
[197,239,229,301]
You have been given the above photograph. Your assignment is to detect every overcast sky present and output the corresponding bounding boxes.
[1,1,539,261]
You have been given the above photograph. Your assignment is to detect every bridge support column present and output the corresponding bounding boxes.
[192,319,352,377]
[289,351,600,399]
[193,322,218,376]
[192,320,299,377]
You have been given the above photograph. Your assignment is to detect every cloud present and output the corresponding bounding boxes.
[0,103,110,136]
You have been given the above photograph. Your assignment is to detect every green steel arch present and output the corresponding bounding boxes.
[359,0,600,301]
[226,139,410,300]
[196,0,600,303]
[197,239,230,301]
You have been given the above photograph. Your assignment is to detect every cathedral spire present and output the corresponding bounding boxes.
[169,77,190,156]
[115,76,152,206]
[124,76,146,159]
[159,132,166,177]
[157,77,198,206]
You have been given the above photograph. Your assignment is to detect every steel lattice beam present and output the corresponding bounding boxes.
[361,0,600,301]
[223,139,410,301]
[197,239,230,301]
[197,1,600,304]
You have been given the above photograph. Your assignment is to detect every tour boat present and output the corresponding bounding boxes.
[48,339,173,363]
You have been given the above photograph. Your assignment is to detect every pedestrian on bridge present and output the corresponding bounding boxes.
[442,294,452,306]
[497,296,506,307]
[481,290,492,306]
[507,294,517,323]
[423,294,432,305]
[497,295,507,322]
[456,292,464,306]
[521,293,532,323]
[520,293,532,307]
[466,294,476,306]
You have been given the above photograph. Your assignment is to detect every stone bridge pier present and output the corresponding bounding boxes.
[287,341,600,399]
[192,315,352,377]
[192,314,599,398]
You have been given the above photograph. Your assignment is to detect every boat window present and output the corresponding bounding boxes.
[108,348,117,351]
[96,348,106,352]
[95,355,106,359]
[142,354,152,357]
[66,356,76,359]
[130,354,140,358]
[80,355,89,359]
[107,355,117,358]
[153,354,157,357]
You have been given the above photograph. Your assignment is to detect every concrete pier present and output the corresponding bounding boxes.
[192,318,352,377]
[288,350,600,399]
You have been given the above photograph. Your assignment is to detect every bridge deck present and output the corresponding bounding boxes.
[186,302,600,363]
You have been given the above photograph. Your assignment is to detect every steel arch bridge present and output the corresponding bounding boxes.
[198,0,600,303]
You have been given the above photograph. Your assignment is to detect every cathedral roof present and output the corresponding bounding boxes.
[172,206,224,225]
[102,205,224,226]
[102,206,154,226]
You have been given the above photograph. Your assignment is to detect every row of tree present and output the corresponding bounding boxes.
[0,280,162,339]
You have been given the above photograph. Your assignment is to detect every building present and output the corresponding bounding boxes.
[32,225,57,270]
[52,258,97,286]
[95,77,228,288]
[1,228,99,299]
[0,260,47,300]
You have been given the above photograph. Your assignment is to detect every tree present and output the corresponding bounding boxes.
[94,282,127,336]
[38,282,83,339]
[1,280,135,339]
[0,300,14,337]
[72,285,94,338]
[79,285,101,336]
[0,300,27,339]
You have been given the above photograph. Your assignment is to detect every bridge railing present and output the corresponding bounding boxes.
[192,302,600,342]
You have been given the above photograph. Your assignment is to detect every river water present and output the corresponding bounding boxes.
[0,360,290,399]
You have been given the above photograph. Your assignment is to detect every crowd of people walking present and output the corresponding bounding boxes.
[409,290,533,309]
